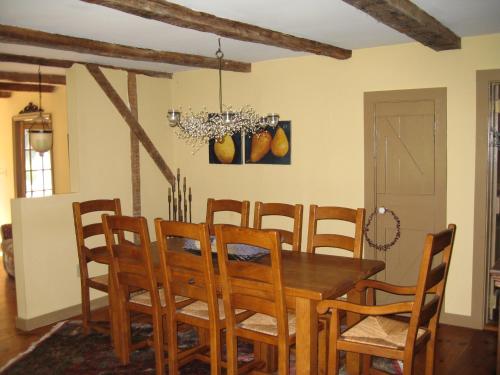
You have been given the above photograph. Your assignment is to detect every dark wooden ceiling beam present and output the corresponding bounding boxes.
[342,0,460,51]
[0,24,251,72]
[81,0,352,60]
[0,52,172,78]
[0,91,12,98]
[0,82,55,92]
[0,71,66,85]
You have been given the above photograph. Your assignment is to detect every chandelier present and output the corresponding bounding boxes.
[29,66,53,154]
[167,39,279,149]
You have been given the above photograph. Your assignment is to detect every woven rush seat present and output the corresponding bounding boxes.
[178,298,245,320]
[341,315,427,350]
[239,312,296,336]
[130,288,189,307]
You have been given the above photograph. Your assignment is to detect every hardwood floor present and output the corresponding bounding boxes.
[0,261,52,367]
[0,259,497,373]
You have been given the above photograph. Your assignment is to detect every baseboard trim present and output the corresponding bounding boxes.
[440,311,482,329]
[15,296,109,332]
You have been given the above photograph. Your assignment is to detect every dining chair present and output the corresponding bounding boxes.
[102,214,166,375]
[206,198,250,235]
[317,224,456,375]
[155,220,255,375]
[306,205,365,258]
[215,224,296,374]
[72,198,124,335]
[253,201,303,252]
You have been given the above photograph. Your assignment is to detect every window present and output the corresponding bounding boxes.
[13,113,54,198]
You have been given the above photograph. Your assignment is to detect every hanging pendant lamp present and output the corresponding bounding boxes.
[29,66,53,154]
[167,39,279,149]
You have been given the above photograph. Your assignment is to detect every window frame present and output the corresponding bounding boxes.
[12,112,54,198]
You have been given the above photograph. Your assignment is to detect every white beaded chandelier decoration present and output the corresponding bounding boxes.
[167,39,279,149]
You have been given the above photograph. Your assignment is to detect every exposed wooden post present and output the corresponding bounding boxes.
[127,72,141,223]
[86,64,175,186]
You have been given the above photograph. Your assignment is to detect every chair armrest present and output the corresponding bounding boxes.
[317,299,413,316]
[354,279,416,295]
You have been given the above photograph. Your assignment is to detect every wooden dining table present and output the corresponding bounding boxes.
[109,239,384,375]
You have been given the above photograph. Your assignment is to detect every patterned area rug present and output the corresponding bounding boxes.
[0,321,401,374]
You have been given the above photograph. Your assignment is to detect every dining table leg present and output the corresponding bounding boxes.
[295,297,318,375]
[346,289,366,375]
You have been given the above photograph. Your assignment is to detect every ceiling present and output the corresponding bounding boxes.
[0,0,500,75]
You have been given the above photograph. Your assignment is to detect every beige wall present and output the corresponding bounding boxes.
[170,33,500,318]
[10,33,500,326]
[0,86,70,226]
[12,65,173,321]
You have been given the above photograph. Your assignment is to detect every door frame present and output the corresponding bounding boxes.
[473,70,500,330]
[364,88,456,323]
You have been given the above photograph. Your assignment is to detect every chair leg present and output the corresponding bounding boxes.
[81,282,91,335]
[277,341,289,375]
[167,318,178,375]
[318,325,328,375]
[209,328,222,375]
[226,332,238,375]
[425,334,437,375]
[327,340,340,375]
[152,311,165,375]
[402,351,415,375]
[362,354,371,375]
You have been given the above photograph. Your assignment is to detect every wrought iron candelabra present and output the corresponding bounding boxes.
[168,168,192,222]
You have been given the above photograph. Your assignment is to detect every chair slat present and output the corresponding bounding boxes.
[425,263,446,291]
[306,205,365,259]
[419,295,440,325]
[206,198,250,234]
[253,201,303,251]
[313,234,354,251]
[227,261,273,284]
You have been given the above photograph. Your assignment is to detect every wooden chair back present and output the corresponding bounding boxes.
[155,220,222,374]
[206,198,250,234]
[102,214,159,303]
[215,224,290,374]
[407,224,456,347]
[306,205,365,258]
[73,199,125,262]
[72,198,123,334]
[253,201,303,252]
[316,224,456,375]
[155,220,219,321]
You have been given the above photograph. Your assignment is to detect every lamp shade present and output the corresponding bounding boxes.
[29,129,53,154]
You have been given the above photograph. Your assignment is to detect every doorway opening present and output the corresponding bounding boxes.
[485,81,500,326]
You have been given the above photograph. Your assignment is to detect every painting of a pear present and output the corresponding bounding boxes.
[209,132,242,164]
[214,134,235,163]
[245,121,291,164]
[271,127,289,157]
[250,130,272,162]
